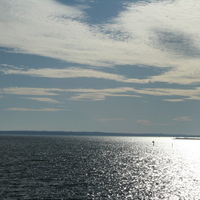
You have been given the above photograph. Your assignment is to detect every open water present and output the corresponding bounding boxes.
[0,135,200,199]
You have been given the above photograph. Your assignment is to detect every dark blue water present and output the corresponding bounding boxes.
[0,136,200,199]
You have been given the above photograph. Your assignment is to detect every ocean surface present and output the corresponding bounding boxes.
[0,135,200,199]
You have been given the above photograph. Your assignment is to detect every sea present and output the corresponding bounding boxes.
[0,135,200,199]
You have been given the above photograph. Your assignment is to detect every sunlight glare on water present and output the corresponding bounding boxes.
[0,136,200,199]
[172,138,200,179]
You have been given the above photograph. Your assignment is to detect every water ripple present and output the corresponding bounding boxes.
[0,136,200,199]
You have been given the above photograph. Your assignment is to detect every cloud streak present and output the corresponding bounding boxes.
[173,116,193,122]
[25,97,60,104]
[0,65,147,84]
[2,64,200,86]
[1,86,200,101]
[0,87,61,96]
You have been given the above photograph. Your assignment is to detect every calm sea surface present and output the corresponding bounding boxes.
[0,135,200,199]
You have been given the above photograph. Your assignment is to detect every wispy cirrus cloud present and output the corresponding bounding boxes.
[67,89,140,101]
[25,97,60,104]
[1,0,200,86]
[0,65,148,84]
[2,64,200,86]
[0,87,61,96]
[0,87,140,99]
[1,86,200,102]
[173,116,193,122]
[164,99,184,102]
[2,64,200,87]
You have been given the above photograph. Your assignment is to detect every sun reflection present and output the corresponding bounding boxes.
[172,139,200,181]
[173,139,200,159]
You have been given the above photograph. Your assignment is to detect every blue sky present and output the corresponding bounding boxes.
[1,0,200,135]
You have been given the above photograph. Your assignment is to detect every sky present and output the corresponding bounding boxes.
[1,0,200,135]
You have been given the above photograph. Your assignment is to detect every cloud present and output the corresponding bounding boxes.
[25,97,60,104]
[69,93,106,101]
[1,0,200,87]
[131,87,200,101]
[0,87,140,102]
[2,86,200,102]
[164,99,184,102]
[2,64,200,85]
[5,108,67,111]
[0,65,147,84]
[0,87,62,96]
[67,88,140,101]
[0,0,118,67]
[173,116,193,122]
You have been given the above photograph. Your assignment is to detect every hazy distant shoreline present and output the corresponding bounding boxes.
[0,131,199,138]
[174,137,200,140]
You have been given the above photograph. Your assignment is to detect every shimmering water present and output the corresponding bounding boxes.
[0,136,200,199]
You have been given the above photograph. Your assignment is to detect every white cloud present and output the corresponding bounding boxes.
[65,87,200,101]
[131,87,200,101]
[0,65,143,83]
[1,0,200,86]
[0,87,139,102]
[163,99,184,102]
[69,93,106,101]
[65,87,141,101]
[0,0,119,67]
[0,87,62,96]
[25,97,60,104]
[1,86,200,101]
[173,116,193,122]
[2,64,200,85]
